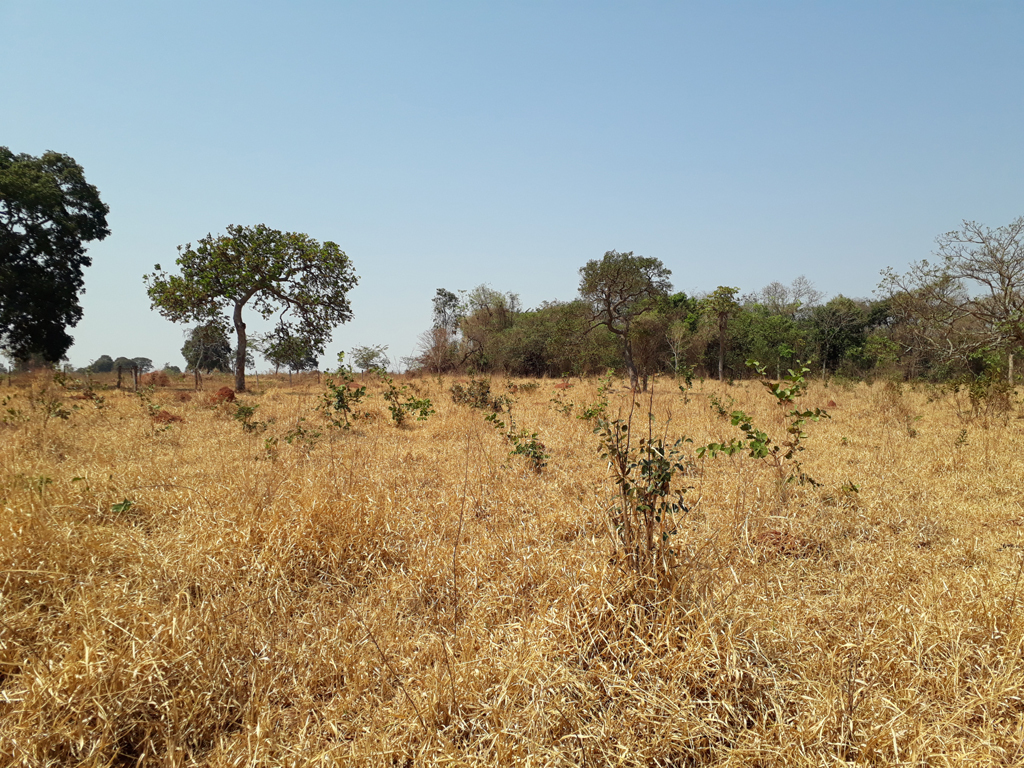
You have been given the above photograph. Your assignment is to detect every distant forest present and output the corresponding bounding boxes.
[408,217,1024,386]
[408,278,902,383]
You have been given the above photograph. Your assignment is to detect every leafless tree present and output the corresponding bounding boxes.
[880,216,1024,380]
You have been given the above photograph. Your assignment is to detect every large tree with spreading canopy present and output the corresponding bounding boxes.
[0,147,109,363]
[145,224,357,392]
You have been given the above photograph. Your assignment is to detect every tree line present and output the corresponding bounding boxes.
[408,217,1024,387]
[3,145,1023,388]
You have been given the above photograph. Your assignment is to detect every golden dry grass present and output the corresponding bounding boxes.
[2,371,1024,766]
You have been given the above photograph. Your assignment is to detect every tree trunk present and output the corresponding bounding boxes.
[233,302,247,393]
[1009,352,1015,385]
[717,316,727,382]
[622,337,640,391]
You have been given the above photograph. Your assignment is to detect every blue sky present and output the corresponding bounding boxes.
[3,1,1023,370]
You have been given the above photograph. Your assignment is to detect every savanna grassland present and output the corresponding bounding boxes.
[2,371,1024,767]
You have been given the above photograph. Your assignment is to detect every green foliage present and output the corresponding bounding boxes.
[954,428,969,451]
[707,392,735,419]
[0,146,110,363]
[1,394,26,424]
[319,355,366,429]
[283,418,320,451]
[577,370,614,422]
[579,250,673,389]
[549,390,574,416]
[951,369,1015,424]
[808,296,869,376]
[595,408,692,583]
[702,286,740,382]
[182,322,233,373]
[451,378,505,411]
[698,361,830,489]
[484,404,549,473]
[233,403,272,433]
[29,380,74,424]
[677,364,696,404]
[90,354,114,373]
[432,288,464,336]
[134,386,159,417]
[351,343,390,374]
[145,223,357,392]
[259,325,319,374]
[379,372,434,426]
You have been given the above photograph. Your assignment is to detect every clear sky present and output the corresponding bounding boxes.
[3,1,1023,371]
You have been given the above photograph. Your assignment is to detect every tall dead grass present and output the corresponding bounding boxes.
[2,372,1024,765]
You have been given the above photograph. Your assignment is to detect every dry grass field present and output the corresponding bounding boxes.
[2,370,1024,766]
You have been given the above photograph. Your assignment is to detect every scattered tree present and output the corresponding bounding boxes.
[432,288,463,337]
[578,250,672,390]
[90,354,114,373]
[260,326,319,380]
[880,216,1024,381]
[182,322,233,388]
[0,147,110,363]
[703,286,740,382]
[145,224,357,392]
[808,296,868,377]
[351,344,390,374]
[132,357,154,374]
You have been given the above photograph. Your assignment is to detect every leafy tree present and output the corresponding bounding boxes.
[702,286,740,381]
[579,251,672,390]
[880,216,1024,382]
[90,354,114,373]
[432,288,463,336]
[181,322,233,374]
[0,147,110,362]
[260,326,319,377]
[132,357,154,374]
[145,224,357,392]
[628,311,671,390]
[459,285,521,370]
[351,343,390,374]
[808,296,869,376]
[111,356,140,388]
